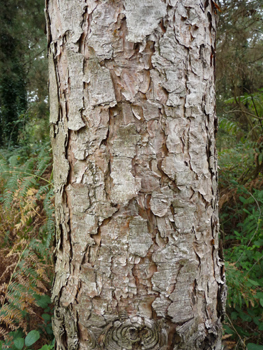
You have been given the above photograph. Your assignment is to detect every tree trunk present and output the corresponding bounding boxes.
[46,1,226,349]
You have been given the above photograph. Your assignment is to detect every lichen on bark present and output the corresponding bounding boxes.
[47,0,226,349]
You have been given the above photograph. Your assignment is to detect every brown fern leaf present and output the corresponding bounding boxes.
[0,304,27,333]
[0,262,17,285]
[36,279,48,293]
[0,326,8,338]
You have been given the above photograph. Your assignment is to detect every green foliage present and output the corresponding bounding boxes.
[247,344,263,350]
[25,330,40,347]
[217,12,263,337]
[38,344,55,350]
[14,337,25,350]
[0,328,54,350]
[0,1,28,146]
[0,141,54,349]
[0,0,48,146]
[219,139,263,346]
[219,117,242,136]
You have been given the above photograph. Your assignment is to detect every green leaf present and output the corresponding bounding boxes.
[230,311,239,320]
[223,325,234,335]
[39,341,54,350]
[42,313,51,323]
[239,312,252,322]
[46,323,53,335]
[239,196,247,203]
[25,330,40,347]
[260,299,263,307]
[247,343,263,350]
[39,346,49,350]
[14,338,25,350]
[248,278,260,286]
[253,317,261,326]
[36,295,51,308]
[243,208,251,215]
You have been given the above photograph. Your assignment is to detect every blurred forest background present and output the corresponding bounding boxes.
[0,0,262,349]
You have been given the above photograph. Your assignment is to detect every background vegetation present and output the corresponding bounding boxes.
[0,0,263,349]
[217,1,263,349]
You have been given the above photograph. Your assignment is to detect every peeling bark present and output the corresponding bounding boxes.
[46,1,226,349]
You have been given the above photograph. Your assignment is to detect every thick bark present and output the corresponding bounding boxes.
[46,1,226,349]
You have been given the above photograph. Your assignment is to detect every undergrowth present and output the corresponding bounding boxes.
[219,141,263,350]
[0,141,54,350]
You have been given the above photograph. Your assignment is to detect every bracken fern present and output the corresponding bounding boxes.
[0,141,54,348]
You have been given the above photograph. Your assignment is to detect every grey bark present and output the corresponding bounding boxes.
[46,1,226,349]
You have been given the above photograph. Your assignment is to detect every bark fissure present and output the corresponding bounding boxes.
[47,1,225,349]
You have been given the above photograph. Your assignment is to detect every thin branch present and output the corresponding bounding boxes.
[225,313,246,349]
[223,109,262,119]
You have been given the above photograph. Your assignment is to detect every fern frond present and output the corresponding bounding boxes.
[0,304,26,332]
[0,326,9,338]
[0,142,54,339]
